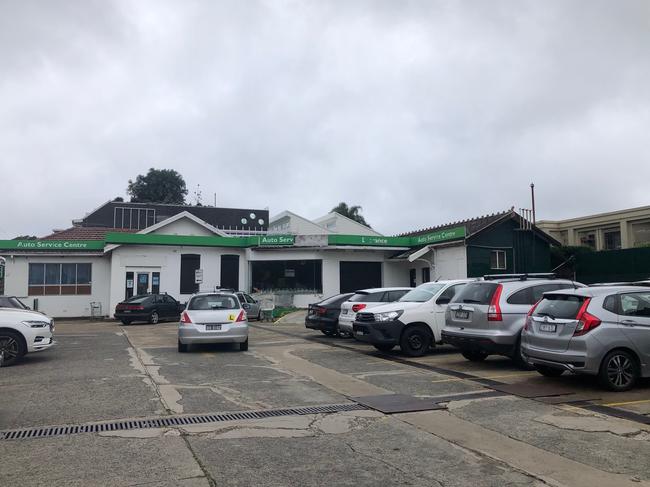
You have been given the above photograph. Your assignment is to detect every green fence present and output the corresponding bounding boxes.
[576,248,650,284]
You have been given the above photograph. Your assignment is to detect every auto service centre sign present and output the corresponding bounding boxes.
[0,240,105,251]
[412,226,466,245]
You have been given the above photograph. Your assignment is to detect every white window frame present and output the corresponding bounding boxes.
[490,250,507,270]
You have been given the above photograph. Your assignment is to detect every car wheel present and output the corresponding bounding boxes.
[534,365,565,377]
[599,350,639,392]
[461,350,488,362]
[0,330,26,367]
[178,339,189,353]
[373,344,395,352]
[120,319,132,325]
[399,325,431,357]
[513,336,535,370]
[256,310,261,321]
[149,311,159,325]
[240,338,249,351]
[321,330,335,337]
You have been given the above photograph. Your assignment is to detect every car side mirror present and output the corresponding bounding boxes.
[436,297,451,305]
[242,303,251,310]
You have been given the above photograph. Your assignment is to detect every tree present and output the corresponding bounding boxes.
[330,202,371,227]
[127,168,188,204]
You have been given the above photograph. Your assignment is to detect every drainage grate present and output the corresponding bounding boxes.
[0,403,366,441]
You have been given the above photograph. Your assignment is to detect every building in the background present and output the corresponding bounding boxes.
[537,205,650,251]
[268,210,381,237]
[1,204,556,318]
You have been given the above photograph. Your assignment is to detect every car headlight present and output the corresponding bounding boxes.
[22,320,49,328]
[374,310,403,322]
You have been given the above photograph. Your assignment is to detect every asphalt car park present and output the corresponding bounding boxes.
[2,314,650,486]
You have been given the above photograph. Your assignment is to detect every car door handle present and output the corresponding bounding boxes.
[621,319,637,326]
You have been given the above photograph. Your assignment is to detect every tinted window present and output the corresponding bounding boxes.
[507,287,532,305]
[603,295,618,313]
[189,294,239,310]
[386,290,409,302]
[349,292,385,303]
[437,284,464,304]
[0,297,26,308]
[318,293,353,306]
[452,283,498,305]
[534,294,586,319]
[619,292,650,317]
[244,294,256,304]
[125,295,151,304]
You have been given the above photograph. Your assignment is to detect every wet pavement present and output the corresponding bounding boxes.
[1,312,650,486]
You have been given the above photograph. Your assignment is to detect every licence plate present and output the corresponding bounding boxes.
[206,324,222,331]
[455,310,470,320]
[539,323,557,333]
[123,310,130,313]
[355,330,364,336]
[342,309,348,314]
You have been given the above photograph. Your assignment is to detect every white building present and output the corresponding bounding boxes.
[0,205,553,318]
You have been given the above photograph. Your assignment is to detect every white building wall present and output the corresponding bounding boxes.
[153,219,216,236]
[314,213,383,236]
[108,245,247,316]
[2,255,111,318]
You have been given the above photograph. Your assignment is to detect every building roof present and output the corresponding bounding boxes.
[42,227,137,241]
[397,210,512,237]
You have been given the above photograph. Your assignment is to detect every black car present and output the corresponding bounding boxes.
[0,296,30,310]
[114,294,184,325]
[305,293,354,336]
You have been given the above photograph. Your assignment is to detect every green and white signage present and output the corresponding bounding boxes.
[257,235,295,246]
[0,240,106,251]
[411,226,466,245]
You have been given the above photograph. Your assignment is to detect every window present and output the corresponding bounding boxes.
[578,230,597,249]
[188,294,239,310]
[632,221,650,247]
[603,229,621,250]
[251,260,322,293]
[28,263,92,296]
[422,267,430,283]
[114,207,156,230]
[619,293,650,317]
[490,250,506,270]
[452,282,499,305]
[349,292,385,303]
[386,290,409,302]
[180,254,201,294]
[436,284,464,304]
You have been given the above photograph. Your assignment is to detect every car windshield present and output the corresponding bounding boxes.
[399,283,445,303]
[349,292,384,303]
[124,295,151,304]
[0,297,29,309]
[189,294,239,310]
[534,294,586,319]
[451,283,498,304]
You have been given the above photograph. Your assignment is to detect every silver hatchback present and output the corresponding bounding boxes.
[442,275,583,367]
[178,292,249,353]
[522,286,650,391]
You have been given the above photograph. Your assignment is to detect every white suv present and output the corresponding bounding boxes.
[338,287,412,336]
[353,280,476,356]
[0,308,55,366]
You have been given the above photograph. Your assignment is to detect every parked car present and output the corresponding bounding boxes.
[442,274,583,367]
[114,293,183,325]
[0,295,30,310]
[338,287,412,337]
[305,293,355,336]
[522,286,650,391]
[178,291,249,352]
[353,280,475,356]
[235,291,261,320]
[0,307,55,367]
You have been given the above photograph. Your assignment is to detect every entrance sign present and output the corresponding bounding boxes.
[195,269,203,284]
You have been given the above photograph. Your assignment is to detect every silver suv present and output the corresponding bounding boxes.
[442,274,583,367]
[522,286,650,391]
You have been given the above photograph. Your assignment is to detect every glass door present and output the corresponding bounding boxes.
[137,273,149,295]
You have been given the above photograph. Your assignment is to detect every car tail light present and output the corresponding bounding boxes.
[180,312,192,324]
[236,310,246,322]
[352,304,366,313]
[487,284,503,322]
[573,298,601,336]
[317,306,327,316]
[127,305,144,311]
[524,299,542,331]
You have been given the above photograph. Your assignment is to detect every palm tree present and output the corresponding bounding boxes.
[331,202,370,227]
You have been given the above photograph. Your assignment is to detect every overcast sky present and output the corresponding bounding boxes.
[1,0,649,239]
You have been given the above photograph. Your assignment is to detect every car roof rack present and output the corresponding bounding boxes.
[483,273,556,281]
